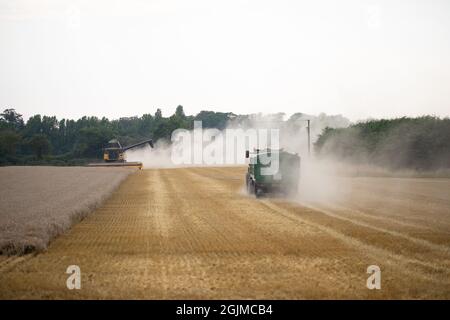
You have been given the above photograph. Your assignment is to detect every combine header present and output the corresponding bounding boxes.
[87,139,154,169]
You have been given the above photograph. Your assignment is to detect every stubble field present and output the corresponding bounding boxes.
[0,166,449,299]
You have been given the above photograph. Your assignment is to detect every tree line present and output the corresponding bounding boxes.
[0,106,235,165]
[3,107,448,170]
[314,116,450,170]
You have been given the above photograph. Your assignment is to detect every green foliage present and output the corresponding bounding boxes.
[2,106,448,170]
[0,130,21,155]
[0,106,233,165]
[27,134,51,159]
[0,108,24,130]
[77,126,115,157]
[315,116,450,170]
[194,111,235,129]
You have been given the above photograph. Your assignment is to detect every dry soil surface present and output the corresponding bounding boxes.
[0,167,449,299]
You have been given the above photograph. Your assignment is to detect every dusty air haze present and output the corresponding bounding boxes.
[1,1,450,301]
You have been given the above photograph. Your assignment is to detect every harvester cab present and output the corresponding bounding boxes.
[103,139,154,163]
[103,139,124,162]
[245,148,300,198]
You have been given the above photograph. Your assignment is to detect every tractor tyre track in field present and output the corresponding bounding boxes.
[0,167,449,299]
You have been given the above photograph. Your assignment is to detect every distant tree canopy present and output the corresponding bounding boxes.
[0,108,24,130]
[194,111,236,129]
[315,116,450,170]
[27,134,51,159]
[2,107,448,170]
[0,106,233,165]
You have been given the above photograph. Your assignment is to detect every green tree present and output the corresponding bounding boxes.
[315,117,450,170]
[175,105,186,118]
[24,114,43,136]
[77,127,114,157]
[155,108,162,120]
[0,130,22,155]
[139,113,154,136]
[194,111,234,129]
[28,134,51,159]
[0,108,24,130]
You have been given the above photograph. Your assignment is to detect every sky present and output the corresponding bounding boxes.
[0,0,449,122]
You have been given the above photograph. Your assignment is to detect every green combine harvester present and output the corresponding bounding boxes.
[245,148,300,198]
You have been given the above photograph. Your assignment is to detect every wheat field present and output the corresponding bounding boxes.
[0,166,134,255]
[0,167,449,299]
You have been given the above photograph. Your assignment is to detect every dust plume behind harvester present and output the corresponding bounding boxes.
[87,139,154,169]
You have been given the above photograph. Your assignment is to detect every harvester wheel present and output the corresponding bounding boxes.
[247,179,254,195]
[255,184,263,198]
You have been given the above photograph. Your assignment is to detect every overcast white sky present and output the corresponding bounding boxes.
[0,0,449,121]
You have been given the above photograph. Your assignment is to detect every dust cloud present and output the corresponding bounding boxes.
[124,112,355,205]
[125,112,449,224]
[125,140,175,168]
